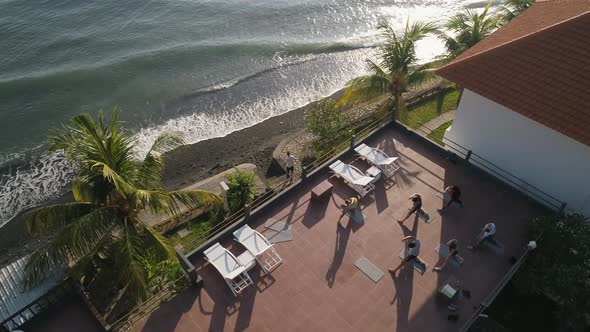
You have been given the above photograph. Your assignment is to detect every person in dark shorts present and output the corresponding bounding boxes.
[340,197,359,215]
[338,197,359,227]
[389,236,426,274]
[438,185,463,212]
[398,193,422,224]
[284,151,295,181]
[434,239,459,271]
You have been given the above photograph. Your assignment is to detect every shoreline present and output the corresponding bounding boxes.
[0,90,343,263]
[161,89,345,190]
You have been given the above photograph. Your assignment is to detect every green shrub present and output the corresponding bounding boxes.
[513,213,590,331]
[305,99,350,139]
[144,258,185,292]
[226,169,256,213]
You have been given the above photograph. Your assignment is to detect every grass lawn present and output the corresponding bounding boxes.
[427,120,453,146]
[401,87,459,129]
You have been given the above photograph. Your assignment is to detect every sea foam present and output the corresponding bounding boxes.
[0,4,453,226]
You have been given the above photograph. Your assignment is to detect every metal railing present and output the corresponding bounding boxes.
[108,274,190,332]
[181,105,396,257]
[104,87,565,332]
[1,279,75,331]
[459,234,542,332]
[180,88,566,258]
[399,114,566,212]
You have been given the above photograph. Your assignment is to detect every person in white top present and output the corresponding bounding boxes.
[468,222,496,250]
[388,236,426,274]
[284,151,295,181]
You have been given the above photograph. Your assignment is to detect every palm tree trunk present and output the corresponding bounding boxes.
[395,93,409,124]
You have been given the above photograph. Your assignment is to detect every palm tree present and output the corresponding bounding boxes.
[436,3,501,61]
[499,0,534,22]
[23,111,221,301]
[341,19,437,119]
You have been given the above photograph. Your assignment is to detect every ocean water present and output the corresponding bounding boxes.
[0,0,487,226]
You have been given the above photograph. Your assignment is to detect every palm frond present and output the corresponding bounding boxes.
[49,110,136,194]
[405,20,438,42]
[23,208,118,288]
[437,2,500,60]
[92,161,136,197]
[340,65,392,105]
[135,152,165,191]
[138,222,176,262]
[148,132,185,155]
[182,190,222,212]
[406,65,437,87]
[26,202,100,236]
[71,176,105,203]
[114,223,149,300]
[378,18,435,76]
[499,0,534,22]
[68,232,117,282]
[133,189,171,215]
[167,190,223,215]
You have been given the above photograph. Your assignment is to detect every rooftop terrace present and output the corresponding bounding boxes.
[132,126,547,332]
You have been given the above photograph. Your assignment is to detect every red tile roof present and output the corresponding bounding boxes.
[436,0,590,147]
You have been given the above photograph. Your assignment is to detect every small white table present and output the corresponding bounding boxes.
[366,166,382,184]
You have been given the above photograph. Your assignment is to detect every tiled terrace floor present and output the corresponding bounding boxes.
[134,127,548,332]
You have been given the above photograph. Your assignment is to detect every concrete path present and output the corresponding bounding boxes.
[417,110,456,136]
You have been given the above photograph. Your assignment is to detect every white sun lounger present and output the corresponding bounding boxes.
[329,160,375,197]
[204,242,253,296]
[354,143,400,177]
[233,224,283,274]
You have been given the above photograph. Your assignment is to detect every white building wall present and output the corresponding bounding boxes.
[444,89,590,216]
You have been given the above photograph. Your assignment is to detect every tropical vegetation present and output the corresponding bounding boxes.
[499,0,535,22]
[226,169,257,213]
[435,2,501,61]
[23,111,221,303]
[341,19,437,120]
[513,213,590,331]
[168,210,224,258]
[304,99,350,140]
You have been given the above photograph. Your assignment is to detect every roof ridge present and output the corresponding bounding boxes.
[439,8,590,71]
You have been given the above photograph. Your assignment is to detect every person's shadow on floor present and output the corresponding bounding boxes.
[390,264,414,331]
[325,220,352,288]
[399,212,420,238]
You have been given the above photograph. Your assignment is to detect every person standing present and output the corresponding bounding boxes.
[284,151,295,181]
[397,193,422,224]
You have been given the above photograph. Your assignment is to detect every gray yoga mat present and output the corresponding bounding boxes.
[481,238,505,254]
[264,228,293,243]
[264,219,291,232]
[398,250,428,274]
[434,244,464,267]
[354,257,384,283]
[436,192,462,208]
[436,192,449,201]
[341,208,365,224]
[416,209,436,224]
